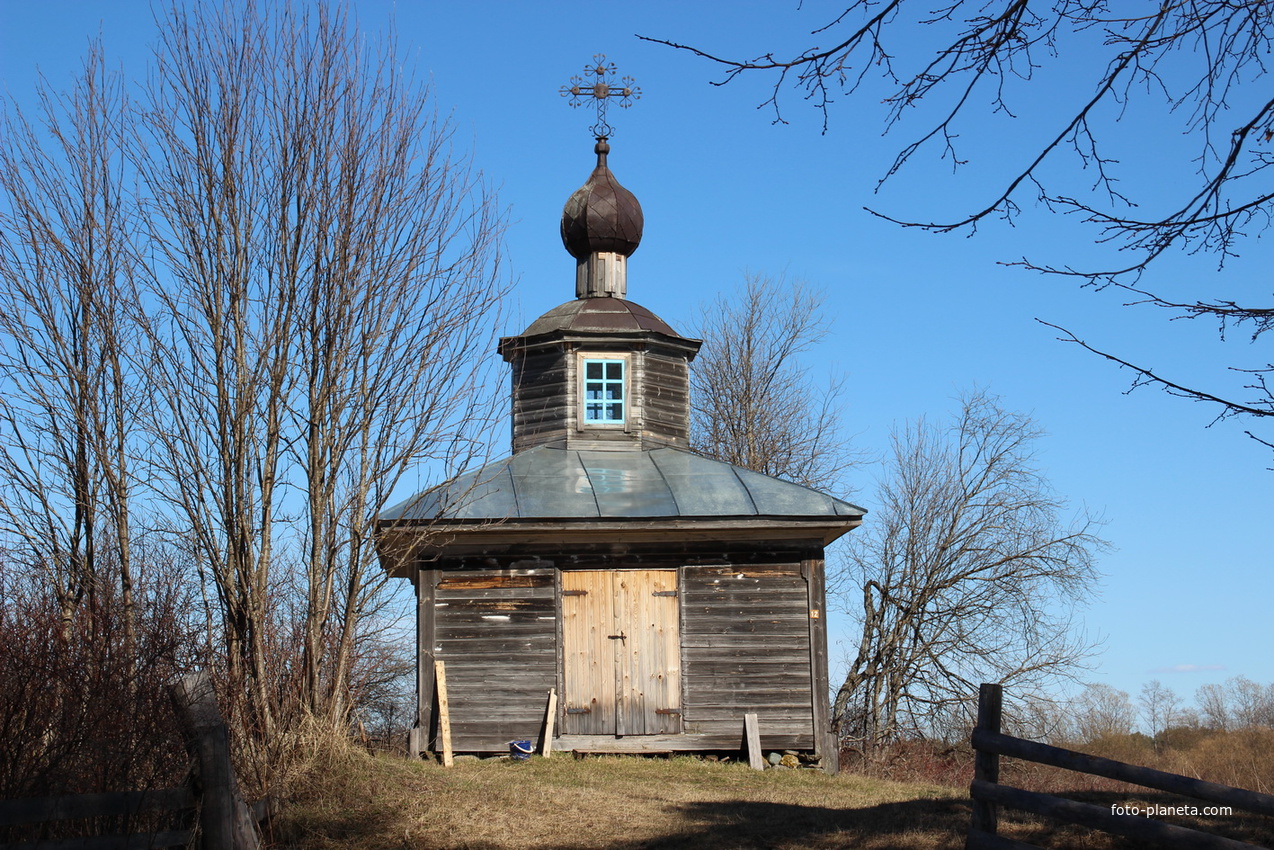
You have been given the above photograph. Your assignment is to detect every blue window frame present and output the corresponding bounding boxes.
[583,359,624,424]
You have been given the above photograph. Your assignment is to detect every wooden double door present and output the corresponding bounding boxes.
[561,569,682,736]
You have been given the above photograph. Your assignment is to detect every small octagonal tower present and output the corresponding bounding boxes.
[499,141,701,453]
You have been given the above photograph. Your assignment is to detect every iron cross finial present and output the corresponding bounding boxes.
[560,54,641,140]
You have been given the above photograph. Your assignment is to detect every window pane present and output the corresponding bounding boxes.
[583,359,624,424]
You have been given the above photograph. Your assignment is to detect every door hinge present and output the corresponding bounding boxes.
[566,707,592,715]
[651,590,678,597]
[654,708,682,715]
[562,589,588,596]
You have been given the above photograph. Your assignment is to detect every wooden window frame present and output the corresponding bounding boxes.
[578,353,629,429]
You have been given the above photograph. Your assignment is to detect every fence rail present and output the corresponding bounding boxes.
[967,682,1274,850]
[0,673,257,850]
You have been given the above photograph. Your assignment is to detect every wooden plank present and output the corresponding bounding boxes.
[553,732,812,752]
[615,570,679,735]
[542,689,558,757]
[436,573,555,590]
[562,570,615,735]
[971,780,1266,850]
[972,727,1274,817]
[436,660,453,767]
[744,713,764,771]
[613,571,630,738]
[0,829,196,850]
[0,788,194,827]
[965,831,1046,850]
[657,571,682,735]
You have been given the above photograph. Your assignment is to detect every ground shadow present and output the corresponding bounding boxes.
[533,789,1274,850]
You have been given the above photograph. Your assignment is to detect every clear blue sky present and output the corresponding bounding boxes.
[2,1,1269,709]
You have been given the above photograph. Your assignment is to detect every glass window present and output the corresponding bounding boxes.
[583,358,624,424]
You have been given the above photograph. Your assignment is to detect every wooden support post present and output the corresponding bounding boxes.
[542,688,558,757]
[803,559,838,775]
[744,713,764,771]
[971,683,1003,838]
[435,660,454,767]
[412,568,438,760]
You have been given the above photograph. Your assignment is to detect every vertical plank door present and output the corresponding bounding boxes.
[561,570,615,734]
[562,570,681,737]
[616,569,682,735]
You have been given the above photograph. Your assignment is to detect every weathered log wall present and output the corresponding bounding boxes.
[680,565,814,749]
[427,569,557,752]
[417,563,824,754]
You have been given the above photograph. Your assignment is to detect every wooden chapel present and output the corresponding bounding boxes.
[377,115,864,769]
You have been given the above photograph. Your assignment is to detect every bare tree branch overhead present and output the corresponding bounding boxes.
[643,2,1274,449]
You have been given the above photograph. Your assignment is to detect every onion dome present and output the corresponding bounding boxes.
[560,139,644,259]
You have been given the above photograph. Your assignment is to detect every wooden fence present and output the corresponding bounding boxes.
[0,673,258,850]
[967,682,1274,850]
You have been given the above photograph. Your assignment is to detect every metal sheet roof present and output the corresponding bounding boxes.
[517,297,685,338]
[381,446,865,523]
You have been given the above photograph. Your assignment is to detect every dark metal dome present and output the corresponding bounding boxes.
[560,139,643,259]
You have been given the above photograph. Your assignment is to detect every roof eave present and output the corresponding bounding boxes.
[376,513,863,577]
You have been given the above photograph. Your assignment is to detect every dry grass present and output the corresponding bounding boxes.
[271,748,967,849]
[268,743,1274,850]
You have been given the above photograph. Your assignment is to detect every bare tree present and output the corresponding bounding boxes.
[1139,680,1181,749]
[0,46,140,646]
[644,4,1274,449]
[1073,683,1137,743]
[689,273,856,492]
[276,4,504,728]
[832,390,1104,747]
[1196,682,1232,731]
[1225,675,1274,728]
[128,1,506,749]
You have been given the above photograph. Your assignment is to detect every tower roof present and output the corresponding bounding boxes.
[560,139,644,260]
[518,296,682,338]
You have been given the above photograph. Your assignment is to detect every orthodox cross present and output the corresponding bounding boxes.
[560,54,641,140]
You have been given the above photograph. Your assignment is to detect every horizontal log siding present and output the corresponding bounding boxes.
[680,565,815,745]
[511,350,571,451]
[639,352,689,446]
[434,569,557,751]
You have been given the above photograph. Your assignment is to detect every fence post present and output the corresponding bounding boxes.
[971,682,1003,838]
[171,672,260,850]
[196,724,235,850]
